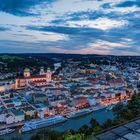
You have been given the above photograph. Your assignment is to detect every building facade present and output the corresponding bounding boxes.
[15,67,52,89]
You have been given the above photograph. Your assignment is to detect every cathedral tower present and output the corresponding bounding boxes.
[24,68,30,78]
[40,67,45,75]
[46,67,52,82]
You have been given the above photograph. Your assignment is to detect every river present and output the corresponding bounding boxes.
[0,109,114,140]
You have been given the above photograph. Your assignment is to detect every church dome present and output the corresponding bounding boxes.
[24,68,30,72]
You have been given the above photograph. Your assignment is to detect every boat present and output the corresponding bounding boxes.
[20,115,67,133]
[106,105,115,111]
[0,128,15,136]
[106,106,113,111]
[66,108,93,119]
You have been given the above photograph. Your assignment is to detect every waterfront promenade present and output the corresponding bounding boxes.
[0,122,24,130]
[0,109,114,140]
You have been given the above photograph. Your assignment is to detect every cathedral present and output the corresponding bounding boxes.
[15,67,52,89]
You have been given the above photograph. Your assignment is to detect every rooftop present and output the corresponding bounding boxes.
[96,118,140,140]
[11,109,24,116]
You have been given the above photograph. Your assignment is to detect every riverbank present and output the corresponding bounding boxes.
[0,108,114,140]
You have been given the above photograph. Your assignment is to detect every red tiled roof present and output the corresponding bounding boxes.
[17,74,47,80]
[75,98,88,105]
[29,74,46,79]
[36,84,53,88]
[30,80,47,84]
[109,78,124,83]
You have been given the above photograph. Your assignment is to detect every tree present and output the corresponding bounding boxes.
[113,102,125,118]
[92,125,103,134]
[78,125,91,136]
[11,138,23,140]
[63,131,84,140]
[30,130,63,140]
[90,118,100,128]
[128,93,140,117]
[103,119,113,129]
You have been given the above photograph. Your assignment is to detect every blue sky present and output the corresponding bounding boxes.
[0,0,140,55]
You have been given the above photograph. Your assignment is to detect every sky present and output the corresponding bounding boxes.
[0,0,140,55]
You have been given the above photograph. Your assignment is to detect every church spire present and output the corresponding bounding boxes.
[40,67,45,75]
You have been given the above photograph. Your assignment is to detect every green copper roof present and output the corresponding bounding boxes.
[24,68,30,72]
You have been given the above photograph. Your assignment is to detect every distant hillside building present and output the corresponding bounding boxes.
[15,67,52,89]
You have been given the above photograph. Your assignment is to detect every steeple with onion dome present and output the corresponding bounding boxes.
[40,67,45,75]
[46,67,52,81]
[24,68,30,78]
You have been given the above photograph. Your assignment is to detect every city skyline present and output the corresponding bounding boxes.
[0,0,140,55]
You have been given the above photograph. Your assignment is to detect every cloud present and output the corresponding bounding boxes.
[0,0,56,16]
[26,25,103,35]
[66,18,128,30]
[116,1,140,7]
[24,18,140,55]
[0,26,10,31]
[45,40,132,55]
[100,1,140,14]
[0,0,140,55]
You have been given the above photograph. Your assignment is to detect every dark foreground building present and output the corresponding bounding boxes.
[96,118,140,140]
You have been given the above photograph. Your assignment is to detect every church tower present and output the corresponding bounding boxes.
[24,68,30,78]
[40,67,45,75]
[46,67,52,82]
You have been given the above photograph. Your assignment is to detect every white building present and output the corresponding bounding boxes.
[6,110,25,124]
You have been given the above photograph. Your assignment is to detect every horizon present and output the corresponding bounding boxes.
[0,53,140,57]
[0,0,140,55]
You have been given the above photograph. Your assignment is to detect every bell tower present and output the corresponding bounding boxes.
[24,68,30,78]
[40,67,45,75]
[46,68,52,82]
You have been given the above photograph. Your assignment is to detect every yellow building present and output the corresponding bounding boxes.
[80,69,97,73]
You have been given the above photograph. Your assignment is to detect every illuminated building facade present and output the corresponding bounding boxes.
[15,67,52,89]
